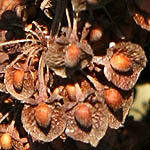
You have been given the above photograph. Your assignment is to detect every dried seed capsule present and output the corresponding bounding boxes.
[74,103,92,128]
[110,54,132,72]
[5,66,35,100]
[65,102,108,147]
[104,88,122,110]
[104,42,147,90]
[65,43,80,68]
[22,104,66,142]
[35,103,52,128]
[0,133,12,150]
[66,84,76,101]
[13,69,24,92]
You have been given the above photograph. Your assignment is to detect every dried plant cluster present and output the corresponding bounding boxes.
[0,0,149,149]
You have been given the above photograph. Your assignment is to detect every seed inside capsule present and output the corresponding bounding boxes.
[65,43,80,68]
[110,54,132,72]
[13,69,24,92]
[0,133,12,150]
[74,103,92,129]
[104,88,123,110]
[66,84,76,101]
[35,103,52,128]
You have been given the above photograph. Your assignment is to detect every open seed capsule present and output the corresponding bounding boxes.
[65,102,108,147]
[5,66,35,100]
[104,42,147,90]
[22,103,66,142]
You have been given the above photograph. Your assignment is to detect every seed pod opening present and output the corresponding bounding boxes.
[35,103,52,128]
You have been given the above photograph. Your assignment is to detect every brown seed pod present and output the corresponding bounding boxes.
[108,90,134,129]
[0,133,12,150]
[66,84,76,101]
[5,66,35,100]
[103,42,147,90]
[34,103,53,128]
[65,102,108,147]
[110,53,132,72]
[104,88,123,110]
[64,43,81,68]
[74,103,92,128]
[12,69,24,92]
[127,0,150,31]
[22,104,66,142]
[90,26,103,42]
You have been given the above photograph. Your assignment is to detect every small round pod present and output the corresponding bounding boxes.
[21,103,66,142]
[64,42,94,75]
[0,133,12,150]
[104,88,123,110]
[127,0,150,31]
[65,102,108,147]
[107,90,134,129]
[103,42,147,90]
[5,66,35,100]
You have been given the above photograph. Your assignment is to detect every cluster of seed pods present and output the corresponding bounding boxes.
[0,0,148,148]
